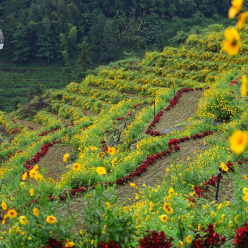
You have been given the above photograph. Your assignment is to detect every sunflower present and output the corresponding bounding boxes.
[19,216,28,225]
[229,130,248,154]
[1,201,7,211]
[72,163,81,171]
[163,202,173,214]
[33,208,39,216]
[7,209,17,218]
[229,0,244,19]
[108,147,116,155]
[159,214,168,223]
[222,28,241,56]
[46,215,57,224]
[96,167,106,175]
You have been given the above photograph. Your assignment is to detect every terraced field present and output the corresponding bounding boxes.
[1,27,248,247]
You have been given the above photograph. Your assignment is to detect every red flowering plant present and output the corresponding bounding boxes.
[191,224,226,248]
[234,222,248,247]
[138,230,173,248]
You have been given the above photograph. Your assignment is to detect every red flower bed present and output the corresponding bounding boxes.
[23,141,59,171]
[97,241,120,248]
[234,222,248,247]
[138,230,173,248]
[38,127,59,137]
[191,224,226,248]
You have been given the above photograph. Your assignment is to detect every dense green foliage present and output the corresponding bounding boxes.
[0,0,237,66]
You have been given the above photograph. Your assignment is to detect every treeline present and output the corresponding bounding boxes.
[0,0,237,77]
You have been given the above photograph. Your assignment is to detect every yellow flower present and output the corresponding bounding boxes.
[30,188,34,196]
[243,194,248,202]
[168,187,174,195]
[65,241,75,247]
[235,215,239,221]
[149,202,154,211]
[91,147,98,152]
[229,0,244,19]
[229,130,248,154]
[163,202,173,214]
[33,164,39,172]
[7,209,17,218]
[63,153,70,162]
[72,163,81,171]
[218,203,223,210]
[237,12,248,29]
[243,187,248,194]
[221,214,226,220]
[1,202,7,211]
[142,184,146,187]
[186,235,192,243]
[241,75,247,97]
[244,175,248,180]
[106,202,111,209]
[96,167,106,175]
[29,169,38,179]
[2,215,7,224]
[19,216,28,225]
[33,208,39,216]
[108,147,116,155]
[111,158,117,165]
[130,182,136,187]
[34,173,43,183]
[159,214,168,223]
[178,240,184,247]
[22,172,28,181]
[222,28,241,56]
[46,215,57,224]
[220,162,228,172]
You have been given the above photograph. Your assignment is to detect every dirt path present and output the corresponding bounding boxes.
[38,144,74,182]
[116,138,205,204]
[153,90,203,132]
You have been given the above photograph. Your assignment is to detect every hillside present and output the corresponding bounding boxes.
[0,26,248,247]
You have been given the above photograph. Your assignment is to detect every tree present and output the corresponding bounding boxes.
[36,17,55,63]
[12,24,32,62]
[75,40,93,81]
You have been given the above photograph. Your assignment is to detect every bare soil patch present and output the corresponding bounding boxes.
[38,144,74,182]
[153,90,203,132]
